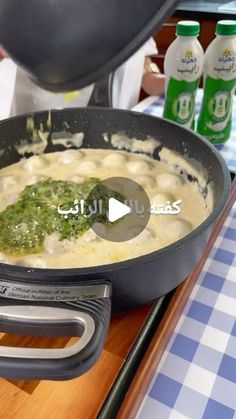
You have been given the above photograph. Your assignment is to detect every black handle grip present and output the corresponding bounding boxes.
[0,294,111,380]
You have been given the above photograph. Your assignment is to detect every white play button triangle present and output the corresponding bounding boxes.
[108,198,131,223]
[87,177,150,242]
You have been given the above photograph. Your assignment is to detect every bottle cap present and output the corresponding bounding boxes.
[176,21,200,36]
[216,20,236,36]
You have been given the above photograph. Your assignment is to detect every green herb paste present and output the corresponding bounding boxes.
[0,178,121,256]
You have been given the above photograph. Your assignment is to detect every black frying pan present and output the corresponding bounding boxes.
[0,108,231,380]
[0,0,178,91]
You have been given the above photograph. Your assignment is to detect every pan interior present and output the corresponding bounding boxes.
[0,108,231,273]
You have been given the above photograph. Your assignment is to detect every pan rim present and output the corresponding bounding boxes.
[0,108,231,281]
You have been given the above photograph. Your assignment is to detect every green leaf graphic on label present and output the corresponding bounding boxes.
[163,78,199,127]
[173,92,194,124]
[197,75,236,143]
[208,91,230,122]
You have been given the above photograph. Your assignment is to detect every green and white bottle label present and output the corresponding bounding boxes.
[197,76,236,143]
[163,78,199,128]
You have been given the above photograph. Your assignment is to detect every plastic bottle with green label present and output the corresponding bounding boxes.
[197,20,236,143]
[163,21,204,129]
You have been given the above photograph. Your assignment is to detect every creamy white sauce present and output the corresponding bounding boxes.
[51,132,84,148]
[0,148,213,268]
[15,131,49,156]
[110,134,160,154]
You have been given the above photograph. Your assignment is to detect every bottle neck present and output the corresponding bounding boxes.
[176,35,198,41]
[215,34,236,40]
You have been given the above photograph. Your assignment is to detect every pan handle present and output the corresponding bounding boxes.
[0,286,111,380]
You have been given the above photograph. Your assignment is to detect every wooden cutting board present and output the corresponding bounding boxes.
[0,303,152,419]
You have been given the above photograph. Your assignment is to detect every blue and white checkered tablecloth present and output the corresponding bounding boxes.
[134,92,236,419]
[133,90,236,173]
[136,203,236,419]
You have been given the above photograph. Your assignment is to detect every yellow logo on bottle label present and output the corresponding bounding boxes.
[218,49,235,64]
[181,50,197,64]
[185,50,193,58]
[223,49,231,57]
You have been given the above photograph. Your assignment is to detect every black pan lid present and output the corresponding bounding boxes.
[0,0,178,92]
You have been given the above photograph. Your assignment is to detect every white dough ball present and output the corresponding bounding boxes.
[58,150,83,164]
[159,218,192,241]
[156,173,183,189]
[23,155,48,173]
[128,228,156,244]
[83,229,100,243]
[126,160,150,174]
[135,175,156,189]
[43,233,71,255]
[151,192,174,207]
[103,152,127,167]
[77,160,100,173]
